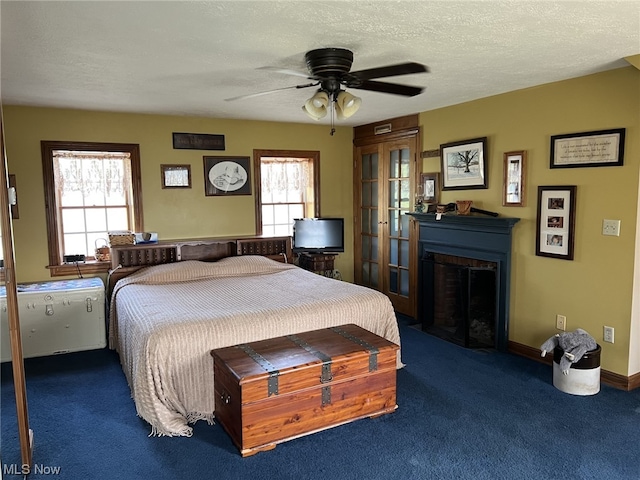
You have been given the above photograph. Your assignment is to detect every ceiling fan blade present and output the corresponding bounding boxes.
[347,62,429,81]
[257,66,315,79]
[225,82,318,102]
[349,80,425,97]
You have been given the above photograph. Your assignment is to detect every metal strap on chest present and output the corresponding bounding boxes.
[330,326,379,372]
[236,344,279,396]
[287,334,333,406]
[287,334,333,384]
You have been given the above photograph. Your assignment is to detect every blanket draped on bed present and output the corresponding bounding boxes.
[109,256,402,437]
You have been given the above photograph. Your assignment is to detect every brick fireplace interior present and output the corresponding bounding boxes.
[421,252,498,349]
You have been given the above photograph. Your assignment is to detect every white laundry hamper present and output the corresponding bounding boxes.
[552,344,601,396]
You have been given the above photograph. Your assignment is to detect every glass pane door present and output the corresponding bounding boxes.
[359,149,379,288]
[386,145,411,298]
[354,128,418,318]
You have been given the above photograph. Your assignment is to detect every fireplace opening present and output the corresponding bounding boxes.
[421,252,497,349]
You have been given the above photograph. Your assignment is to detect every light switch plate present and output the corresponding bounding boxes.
[602,219,620,236]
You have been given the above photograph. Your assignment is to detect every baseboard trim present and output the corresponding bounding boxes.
[508,341,638,392]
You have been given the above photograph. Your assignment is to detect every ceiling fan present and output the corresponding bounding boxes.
[226,48,429,125]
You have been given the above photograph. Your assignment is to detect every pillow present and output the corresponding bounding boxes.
[120,256,295,286]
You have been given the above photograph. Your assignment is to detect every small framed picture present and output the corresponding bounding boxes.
[440,137,488,190]
[502,151,526,207]
[203,156,251,196]
[161,164,191,189]
[420,173,439,204]
[536,185,576,260]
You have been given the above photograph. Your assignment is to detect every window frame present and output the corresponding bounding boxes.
[253,149,320,236]
[41,141,144,276]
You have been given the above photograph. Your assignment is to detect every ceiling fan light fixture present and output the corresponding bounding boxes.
[335,90,362,119]
[312,90,329,108]
[302,90,329,120]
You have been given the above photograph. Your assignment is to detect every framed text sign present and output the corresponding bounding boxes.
[550,128,625,168]
[173,132,225,151]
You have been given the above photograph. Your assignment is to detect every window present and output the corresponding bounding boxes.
[41,141,143,276]
[253,150,320,237]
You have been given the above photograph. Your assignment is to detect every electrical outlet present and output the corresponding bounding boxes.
[603,326,615,343]
[602,219,621,236]
[556,314,566,331]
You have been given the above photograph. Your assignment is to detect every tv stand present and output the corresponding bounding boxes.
[298,252,337,277]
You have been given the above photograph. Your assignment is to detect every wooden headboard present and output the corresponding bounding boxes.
[107,235,292,291]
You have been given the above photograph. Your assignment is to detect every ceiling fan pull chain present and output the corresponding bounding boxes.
[330,102,336,136]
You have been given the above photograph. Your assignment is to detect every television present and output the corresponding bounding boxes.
[292,218,344,254]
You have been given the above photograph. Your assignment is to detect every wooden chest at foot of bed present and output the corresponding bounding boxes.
[210,324,399,457]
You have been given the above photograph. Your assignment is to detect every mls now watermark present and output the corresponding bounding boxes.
[3,463,62,475]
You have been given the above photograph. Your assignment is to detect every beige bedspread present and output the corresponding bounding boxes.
[109,256,401,437]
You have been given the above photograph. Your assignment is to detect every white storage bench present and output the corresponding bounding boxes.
[1,278,106,362]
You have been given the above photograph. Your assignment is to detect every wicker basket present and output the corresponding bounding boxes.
[108,231,135,246]
[95,238,111,262]
[456,200,473,215]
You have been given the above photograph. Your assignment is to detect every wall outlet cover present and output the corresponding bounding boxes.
[603,325,615,343]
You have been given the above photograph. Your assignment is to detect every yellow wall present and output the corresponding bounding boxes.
[2,107,355,281]
[3,66,638,376]
[420,67,640,376]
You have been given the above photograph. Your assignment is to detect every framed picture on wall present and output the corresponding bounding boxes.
[420,173,439,204]
[203,156,251,196]
[550,128,625,168]
[535,185,576,260]
[440,137,488,190]
[161,164,192,189]
[502,151,526,207]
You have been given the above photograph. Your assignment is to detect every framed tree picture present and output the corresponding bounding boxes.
[440,137,488,190]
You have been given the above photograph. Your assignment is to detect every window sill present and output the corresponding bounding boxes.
[47,261,111,277]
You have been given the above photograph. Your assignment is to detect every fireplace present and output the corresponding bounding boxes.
[408,213,519,351]
[422,253,498,348]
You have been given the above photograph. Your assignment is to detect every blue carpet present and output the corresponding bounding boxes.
[2,317,639,480]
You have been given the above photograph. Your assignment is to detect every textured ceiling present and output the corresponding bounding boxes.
[1,1,639,127]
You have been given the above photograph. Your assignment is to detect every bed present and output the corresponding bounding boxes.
[107,236,402,437]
